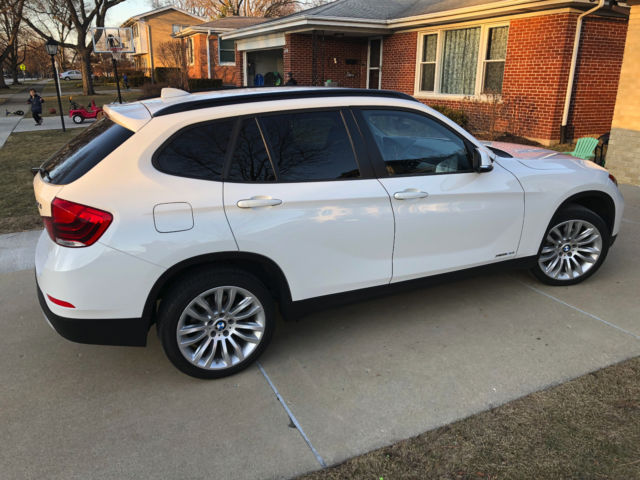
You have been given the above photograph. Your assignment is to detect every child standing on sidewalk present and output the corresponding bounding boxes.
[27,89,44,126]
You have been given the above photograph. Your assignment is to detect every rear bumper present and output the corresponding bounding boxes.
[37,280,147,347]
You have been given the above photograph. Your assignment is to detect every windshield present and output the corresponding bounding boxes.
[40,117,134,185]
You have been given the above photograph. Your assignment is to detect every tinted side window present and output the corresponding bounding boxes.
[42,118,134,185]
[260,110,360,182]
[227,118,275,182]
[361,109,472,176]
[155,119,234,181]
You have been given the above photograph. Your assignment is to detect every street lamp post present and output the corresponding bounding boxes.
[45,38,66,132]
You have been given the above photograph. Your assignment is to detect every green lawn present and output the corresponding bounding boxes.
[0,129,83,233]
[300,356,640,480]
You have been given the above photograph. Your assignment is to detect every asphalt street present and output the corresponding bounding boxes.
[0,185,638,480]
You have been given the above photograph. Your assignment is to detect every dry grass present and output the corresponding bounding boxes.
[299,357,640,480]
[0,129,83,234]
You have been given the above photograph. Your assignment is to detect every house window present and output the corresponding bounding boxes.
[416,23,509,97]
[187,38,194,65]
[219,38,235,65]
[483,26,508,93]
[419,34,437,91]
[172,24,187,34]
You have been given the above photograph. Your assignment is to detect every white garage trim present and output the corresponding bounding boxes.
[236,33,285,52]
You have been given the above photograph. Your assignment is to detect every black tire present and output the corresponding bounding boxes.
[531,204,610,286]
[157,269,276,379]
[72,114,84,124]
[63,77,70,81]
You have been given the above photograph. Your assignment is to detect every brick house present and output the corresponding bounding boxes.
[172,16,267,86]
[121,6,204,75]
[219,0,629,145]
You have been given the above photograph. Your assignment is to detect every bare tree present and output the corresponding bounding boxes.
[157,39,188,89]
[25,0,126,95]
[151,0,301,18]
[0,0,25,89]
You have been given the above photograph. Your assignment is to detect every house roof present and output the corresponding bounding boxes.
[172,16,268,37]
[221,0,605,40]
[121,6,205,27]
[198,16,268,29]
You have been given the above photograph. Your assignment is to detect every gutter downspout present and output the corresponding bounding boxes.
[560,0,606,144]
[206,29,212,79]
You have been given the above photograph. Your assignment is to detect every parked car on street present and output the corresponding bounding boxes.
[59,70,82,80]
[32,87,624,378]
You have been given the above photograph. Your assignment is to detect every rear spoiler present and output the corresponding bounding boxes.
[103,102,152,132]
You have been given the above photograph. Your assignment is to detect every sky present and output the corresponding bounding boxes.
[106,0,155,26]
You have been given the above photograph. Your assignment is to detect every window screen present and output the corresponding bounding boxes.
[154,119,233,181]
[260,110,360,182]
[227,118,275,182]
[361,109,472,176]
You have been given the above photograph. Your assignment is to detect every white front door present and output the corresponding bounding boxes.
[223,110,394,300]
[357,108,524,282]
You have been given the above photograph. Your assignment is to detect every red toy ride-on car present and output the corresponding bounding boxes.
[68,97,104,124]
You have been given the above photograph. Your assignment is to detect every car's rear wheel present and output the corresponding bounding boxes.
[531,205,610,286]
[158,270,275,379]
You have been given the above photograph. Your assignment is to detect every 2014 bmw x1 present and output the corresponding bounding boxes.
[33,87,624,378]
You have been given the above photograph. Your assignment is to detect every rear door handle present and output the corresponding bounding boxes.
[393,189,429,200]
[236,196,283,208]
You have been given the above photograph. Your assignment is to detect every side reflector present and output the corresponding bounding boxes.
[608,173,618,187]
[46,294,75,309]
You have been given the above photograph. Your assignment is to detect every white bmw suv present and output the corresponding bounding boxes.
[33,87,623,378]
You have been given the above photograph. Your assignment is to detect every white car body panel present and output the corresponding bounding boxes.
[379,162,524,283]
[35,231,164,319]
[224,179,395,300]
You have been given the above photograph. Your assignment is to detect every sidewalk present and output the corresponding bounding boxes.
[0,80,48,147]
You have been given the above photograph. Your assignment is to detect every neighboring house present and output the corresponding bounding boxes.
[606,0,640,185]
[221,0,629,145]
[172,16,267,86]
[121,6,204,75]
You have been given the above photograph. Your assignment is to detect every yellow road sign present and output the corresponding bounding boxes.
[19,64,25,71]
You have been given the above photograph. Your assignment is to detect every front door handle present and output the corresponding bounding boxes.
[236,196,283,208]
[393,189,429,200]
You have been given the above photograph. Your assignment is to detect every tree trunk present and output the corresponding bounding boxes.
[78,47,95,95]
[0,74,7,89]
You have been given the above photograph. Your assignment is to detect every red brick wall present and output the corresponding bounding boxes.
[568,16,627,139]
[284,33,368,87]
[381,32,417,92]
[187,33,243,86]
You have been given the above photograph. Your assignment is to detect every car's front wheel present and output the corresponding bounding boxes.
[531,205,610,286]
[158,269,275,379]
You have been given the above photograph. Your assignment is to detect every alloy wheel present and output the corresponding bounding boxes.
[176,286,265,370]
[538,219,602,281]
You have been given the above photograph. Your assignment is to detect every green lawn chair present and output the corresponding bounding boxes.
[563,137,599,160]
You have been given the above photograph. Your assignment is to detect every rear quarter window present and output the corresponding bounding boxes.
[41,118,134,185]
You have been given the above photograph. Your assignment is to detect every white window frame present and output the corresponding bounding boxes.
[413,21,509,100]
[218,36,236,66]
[187,37,194,66]
[366,37,383,89]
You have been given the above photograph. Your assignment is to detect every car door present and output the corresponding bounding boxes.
[355,107,524,283]
[223,109,395,301]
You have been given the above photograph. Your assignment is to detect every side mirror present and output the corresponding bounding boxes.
[473,147,494,173]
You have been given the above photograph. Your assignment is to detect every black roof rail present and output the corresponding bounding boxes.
[153,88,418,117]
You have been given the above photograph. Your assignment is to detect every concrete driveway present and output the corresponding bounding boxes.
[1,185,638,480]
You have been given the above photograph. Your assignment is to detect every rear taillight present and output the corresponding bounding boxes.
[43,197,112,247]
[608,173,618,186]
